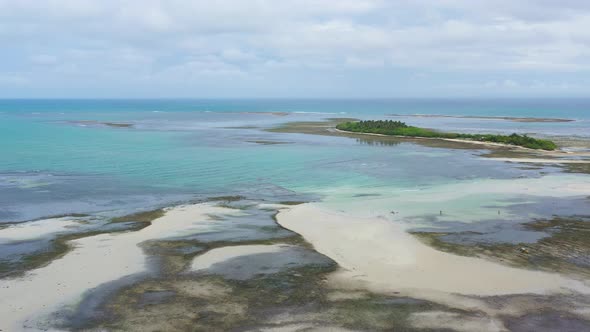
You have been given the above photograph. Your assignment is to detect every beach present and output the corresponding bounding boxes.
[3,0,590,328]
[276,203,589,297]
[1,100,590,331]
[0,204,251,330]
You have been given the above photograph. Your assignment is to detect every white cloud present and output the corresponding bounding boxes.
[1,0,590,96]
[0,73,28,85]
[29,54,58,65]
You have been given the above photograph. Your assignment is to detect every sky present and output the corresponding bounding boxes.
[1,0,590,98]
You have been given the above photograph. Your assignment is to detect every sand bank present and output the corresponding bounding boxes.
[388,114,574,123]
[333,128,570,154]
[275,204,589,299]
[489,157,590,164]
[241,111,289,116]
[0,203,237,331]
[311,174,590,226]
[190,243,332,280]
[408,311,504,332]
[191,244,286,271]
[68,120,133,128]
[0,217,81,243]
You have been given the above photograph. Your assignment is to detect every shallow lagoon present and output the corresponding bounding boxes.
[1,100,589,330]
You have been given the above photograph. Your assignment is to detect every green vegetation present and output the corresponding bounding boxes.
[336,120,557,150]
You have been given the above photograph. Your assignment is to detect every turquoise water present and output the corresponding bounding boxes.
[2,98,590,118]
[1,99,589,224]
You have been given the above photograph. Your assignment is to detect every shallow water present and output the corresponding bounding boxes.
[1,99,590,330]
[1,99,589,230]
[191,244,332,280]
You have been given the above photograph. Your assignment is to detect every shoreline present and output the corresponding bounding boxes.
[387,114,575,123]
[275,203,590,315]
[1,194,589,330]
[334,128,538,150]
[333,128,590,158]
[0,203,241,331]
[488,157,590,164]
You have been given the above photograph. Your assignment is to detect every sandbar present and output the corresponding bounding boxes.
[0,203,238,331]
[275,204,589,300]
[388,114,574,123]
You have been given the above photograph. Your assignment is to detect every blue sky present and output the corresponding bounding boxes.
[1,0,590,98]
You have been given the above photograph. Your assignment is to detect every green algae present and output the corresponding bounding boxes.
[0,208,167,278]
[95,277,247,332]
[76,228,332,330]
[206,195,245,202]
[481,149,590,175]
[1,199,294,278]
[103,122,133,128]
[278,201,307,205]
[1,213,90,227]
[1,230,104,278]
[246,140,292,145]
[564,163,590,175]
[412,217,590,278]
[329,295,452,331]
[61,201,568,331]
[70,120,133,128]
[110,209,166,224]
[225,125,260,129]
[91,258,454,331]
[266,118,358,135]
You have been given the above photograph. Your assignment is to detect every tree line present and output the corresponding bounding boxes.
[336,120,557,150]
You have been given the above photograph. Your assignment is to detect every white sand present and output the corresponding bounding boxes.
[489,157,590,164]
[0,203,236,331]
[333,129,542,151]
[408,311,505,332]
[257,203,292,210]
[334,128,590,157]
[275,204,590,299]
[312,174,590,226]
[191,244,287,271]
[0,218,81,243]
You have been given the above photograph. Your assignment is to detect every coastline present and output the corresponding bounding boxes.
[1,193,589,330]
[3,108,590,330]
[0,203,241,331]
[488,157,590,164]
[387,114,575,123]
[275,203,588,296]
[333,128,590,159]
[275,203,590,320]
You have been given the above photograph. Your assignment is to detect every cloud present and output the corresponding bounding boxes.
[0,0,589,97]
[0,73,28,85]
[29,54,58,65]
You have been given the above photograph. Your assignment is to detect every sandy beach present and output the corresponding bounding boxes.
[276,204,590,311]
[0,203,240,331]
[4,2,590,329]
[0,217,82,243]
[488,157,590,164]
[0,185,589,331]
[387,114,575,123]
[333,128,590,158]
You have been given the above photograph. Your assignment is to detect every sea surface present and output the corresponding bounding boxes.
[1,98,589,234]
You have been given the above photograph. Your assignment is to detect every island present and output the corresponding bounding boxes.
[336,120,558,150]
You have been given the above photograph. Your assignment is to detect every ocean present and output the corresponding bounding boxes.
[1,98,589,224]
